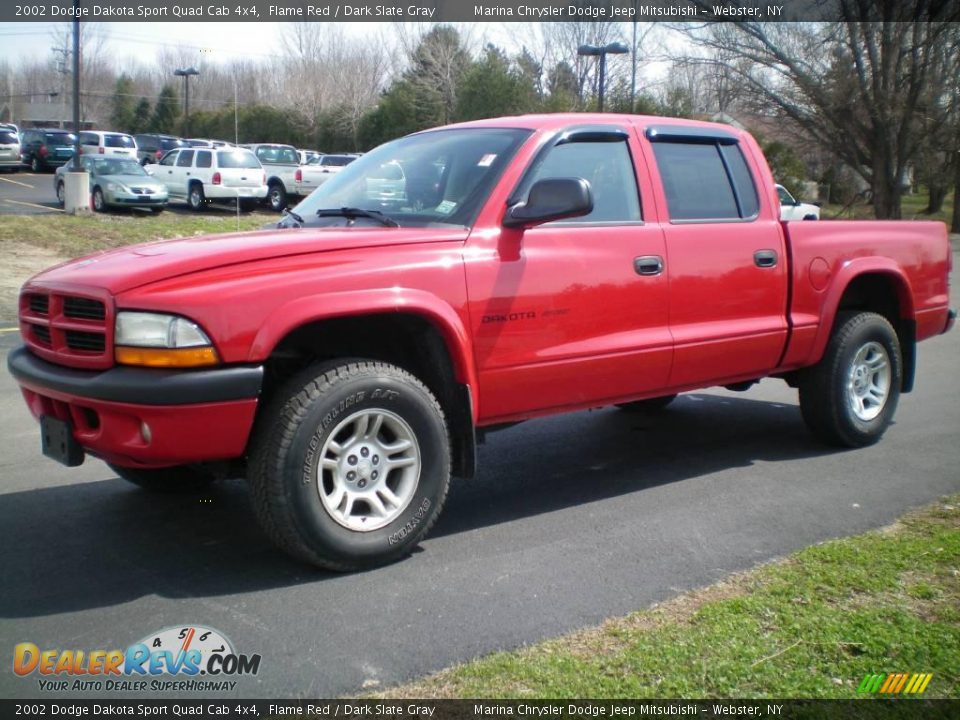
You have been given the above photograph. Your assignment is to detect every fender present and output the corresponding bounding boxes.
[247,286,479,422]
[808,256,915,366]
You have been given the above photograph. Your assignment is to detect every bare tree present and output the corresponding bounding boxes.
[672,5,960,219]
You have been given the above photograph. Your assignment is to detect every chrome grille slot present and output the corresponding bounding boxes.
[65,330,106,353]
[63,297,106,321]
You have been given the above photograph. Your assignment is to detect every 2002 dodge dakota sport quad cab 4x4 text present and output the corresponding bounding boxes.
[8,114,955,570]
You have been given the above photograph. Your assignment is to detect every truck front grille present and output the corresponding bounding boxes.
[19,289,112,369]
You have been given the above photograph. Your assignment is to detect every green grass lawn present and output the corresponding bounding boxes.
[822,191,954,224]
[0,209,276,257]
[384,497,960,699]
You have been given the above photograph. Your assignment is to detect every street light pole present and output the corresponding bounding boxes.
[173,67,199,136]
[71,1,80,155]
[577,42,629,113]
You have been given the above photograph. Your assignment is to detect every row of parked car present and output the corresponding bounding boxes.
[0,123,360,213]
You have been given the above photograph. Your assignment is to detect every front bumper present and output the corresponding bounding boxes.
[7,346,262,467]
[106,189,169,206]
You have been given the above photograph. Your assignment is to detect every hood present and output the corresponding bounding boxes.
[27,226,467,296]
[103,173,164,187]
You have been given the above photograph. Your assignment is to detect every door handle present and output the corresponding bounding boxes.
[634,255,664,276]
[754,250,778,268]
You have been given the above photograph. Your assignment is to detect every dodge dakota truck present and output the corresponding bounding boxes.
[8,114,954,570]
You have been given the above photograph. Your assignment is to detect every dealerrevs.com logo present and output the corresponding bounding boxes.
[13,625,262,692]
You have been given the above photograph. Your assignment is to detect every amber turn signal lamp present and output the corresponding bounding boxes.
[115,346,219,368]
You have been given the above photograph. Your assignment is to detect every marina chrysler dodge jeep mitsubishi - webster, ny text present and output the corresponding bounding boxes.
[8,114,955,570]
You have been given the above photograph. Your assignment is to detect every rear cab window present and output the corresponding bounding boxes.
[195,151,212,168]
[104,134,135,148]
[217,150,260,169]
[647,126,759,221]
[0,130,17,144]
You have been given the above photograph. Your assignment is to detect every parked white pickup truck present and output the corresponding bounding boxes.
[242,143,301,211]
[776,184,821,221]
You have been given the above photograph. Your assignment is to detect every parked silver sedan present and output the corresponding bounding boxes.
[55,156,169,212]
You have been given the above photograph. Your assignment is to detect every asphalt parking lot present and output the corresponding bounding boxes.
[0,170,61,214]
[1,317,958,698]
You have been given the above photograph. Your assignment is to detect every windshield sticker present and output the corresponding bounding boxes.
[477,154,497,167]
[436,200,457,215]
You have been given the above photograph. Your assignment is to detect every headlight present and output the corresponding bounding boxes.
[114,311,218,367]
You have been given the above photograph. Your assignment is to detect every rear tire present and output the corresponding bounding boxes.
[31,156,42,173]
[109,464,215,493]
[188,183,205,211]
[616,394,677,412]
[799,311,902,447]
[248,360,450,570]
[267,182,287,212]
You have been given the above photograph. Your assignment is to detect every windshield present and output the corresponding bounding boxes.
[0,131,17,144]
[45,132,76,144]
[291,128,530,229]
[217,150,261,169]
[93,158,147,176]
[161,138,187,150]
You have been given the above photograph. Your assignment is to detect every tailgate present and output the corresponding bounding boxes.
[220,168,263,188]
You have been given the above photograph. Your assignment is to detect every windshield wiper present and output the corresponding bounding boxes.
[315,207,399,228]
[282,207,304,225]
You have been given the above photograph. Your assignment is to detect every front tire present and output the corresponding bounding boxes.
[799,311,902,447]
[56,181,65,208]
[92,187,105,212]
[109,464,214,493]
[249,360,450,570]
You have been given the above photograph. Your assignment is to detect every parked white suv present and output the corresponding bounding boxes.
[242,143,301,211]
[78,131,137,159]
[150,147,268,210]
[776,184,820,221]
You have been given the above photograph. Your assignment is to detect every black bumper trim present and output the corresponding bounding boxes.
[7,346,263,406]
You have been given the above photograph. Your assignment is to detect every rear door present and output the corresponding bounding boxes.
[645,125,788,387]
[156,150,181,195]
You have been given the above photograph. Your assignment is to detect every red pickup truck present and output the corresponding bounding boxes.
[8,114,954,570]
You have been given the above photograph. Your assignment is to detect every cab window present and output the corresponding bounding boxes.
[195,151,212,168]
[523,139,642,223]
[159,151,178,166]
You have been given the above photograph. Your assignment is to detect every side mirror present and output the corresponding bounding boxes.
[504,177,593,229]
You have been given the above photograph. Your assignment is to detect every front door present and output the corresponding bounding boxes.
[465,128,672,422]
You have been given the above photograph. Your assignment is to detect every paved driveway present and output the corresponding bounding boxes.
[1,320,957,698]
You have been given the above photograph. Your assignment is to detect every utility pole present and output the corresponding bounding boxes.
[72,1,80,150]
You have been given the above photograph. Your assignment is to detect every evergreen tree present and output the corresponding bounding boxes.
[149,84,180,134]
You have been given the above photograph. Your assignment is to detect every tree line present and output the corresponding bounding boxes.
[6,11,958,229]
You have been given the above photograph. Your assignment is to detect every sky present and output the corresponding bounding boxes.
[0,21,516,67]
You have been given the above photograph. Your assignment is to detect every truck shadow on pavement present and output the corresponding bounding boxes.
[0,393,841,618]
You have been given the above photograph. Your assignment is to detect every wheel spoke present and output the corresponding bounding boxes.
[367,413,384,439]
[321,457,339,472]
[387,455,416,470]
[379,487,401,508]
[381,438,413,454]
[327,440,343,457]
[327,485,346,513]
[367,492,388,517]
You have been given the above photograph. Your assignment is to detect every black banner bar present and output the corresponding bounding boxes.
[1,0,940,24]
